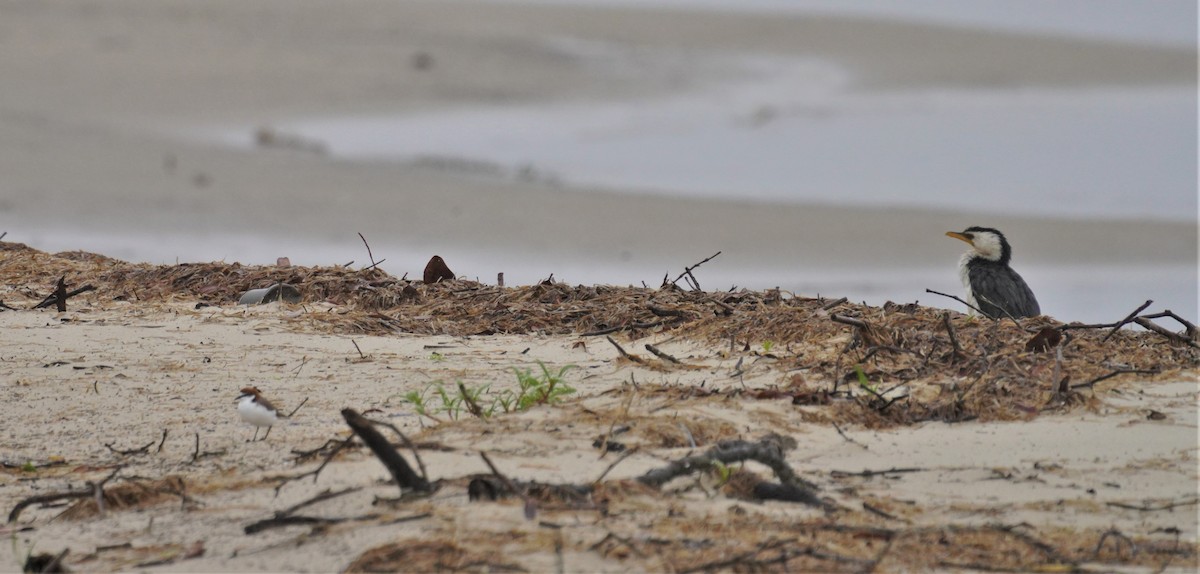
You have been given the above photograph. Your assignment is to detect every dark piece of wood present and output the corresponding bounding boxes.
[821,297,849,311]
[644,344,681,364]
[668,251,721,289]
[605,335,646,364]
[637,434,824,507]
[33,276,97,311]
[1133,317,1200,348]
[1138,310,1198,340]
[942,312,965,358]
[1101,300,1153,342]
[341,409,430,493]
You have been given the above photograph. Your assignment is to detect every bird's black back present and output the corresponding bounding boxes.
[967,258,1040,318]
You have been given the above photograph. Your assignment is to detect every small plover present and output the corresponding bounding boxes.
[234,386,282,441]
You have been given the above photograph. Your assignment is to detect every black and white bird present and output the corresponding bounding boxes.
[946,227,1040,319]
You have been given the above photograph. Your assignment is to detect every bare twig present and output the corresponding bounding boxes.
[1070,368,1161,390]
[637,434,823,507]
[832,423,869,450]
[156,429,169,453]
[285,397,309,418]
[274,436,355,494]
[480,451,536,519]
[644,343,681,364]
[669,251,721,289]
[605,335,646,364]
[458,381,486,419]
[592,447,640,486]
[1133,317,1199,348]
[1106,498,1199,512]
[357,232,386,271]
[942,312,965,358]
[830,467,927,478]
[1138,310,1197,339]
[1093,528,1138,559]
[1102,300,1153,341]
[278,486,363,517]
[104,439,156,456]
[925,288,986,317]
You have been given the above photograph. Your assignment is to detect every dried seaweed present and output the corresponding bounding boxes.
[3,243,1195,429]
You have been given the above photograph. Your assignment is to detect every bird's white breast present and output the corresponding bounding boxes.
[958,253,979,315]
[237,396,278,427]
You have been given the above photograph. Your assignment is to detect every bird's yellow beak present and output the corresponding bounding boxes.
[945,231,973,245]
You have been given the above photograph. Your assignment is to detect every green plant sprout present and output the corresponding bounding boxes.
[398,362,576,423]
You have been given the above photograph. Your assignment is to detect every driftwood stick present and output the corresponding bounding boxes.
[830,314,867,328]
[365,417,429,485]
[637,435,821,505]
[1133,317,1200,348]
[581,319,673,337]
[821,297,849,311]
[480,451,537,519]
[942,312,965,357]
[1138,310,1198,338]
[830,467,927,478]
[342,408,430,493]
[278,486,363,517]
[285,397,309,418]
[275,436,356,493]
[34,276,98,311]
[644,343,681,364]
[9,489,93,523]
[1101,300,1154,342]
[1070,368,1161,390]
[605,335,646,364]
[357,232,386,271]
[104,440,156,456]
[925,288,987,317]
[669,251,722,288]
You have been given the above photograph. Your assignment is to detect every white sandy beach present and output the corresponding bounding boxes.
[0,1,1198,572]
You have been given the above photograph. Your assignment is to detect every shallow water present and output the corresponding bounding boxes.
[495,0,1198,47]
[214,58,1196,222]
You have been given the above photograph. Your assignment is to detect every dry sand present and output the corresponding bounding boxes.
[0,298,1196,572]
[0,1,1198,572]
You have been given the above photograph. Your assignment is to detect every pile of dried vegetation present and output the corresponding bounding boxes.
[2,242,1196,428]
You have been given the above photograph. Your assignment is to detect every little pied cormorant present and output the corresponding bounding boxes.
[946,227,1040,319]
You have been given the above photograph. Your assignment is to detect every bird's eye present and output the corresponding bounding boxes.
[962,233,974,239]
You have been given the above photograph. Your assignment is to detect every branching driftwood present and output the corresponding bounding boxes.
[8,466,122,523]
[33,275,97,312]
[341,408,430,493]
[636,434,827,508]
